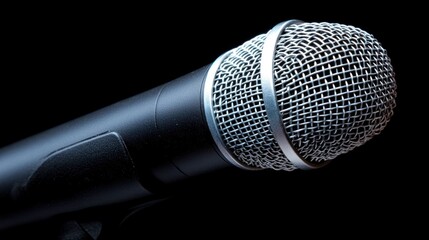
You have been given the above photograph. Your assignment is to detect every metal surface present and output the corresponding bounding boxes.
[210,33,297,171]
[204,51,257,170]
[261,20,323,170]
[273,22,396,163]
[207,21,396,171]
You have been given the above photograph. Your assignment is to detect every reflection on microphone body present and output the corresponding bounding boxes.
[0,20,396,230]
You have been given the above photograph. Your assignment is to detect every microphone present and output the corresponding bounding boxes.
[0,20,396,230]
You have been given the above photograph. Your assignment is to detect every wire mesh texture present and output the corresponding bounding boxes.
[211,22,396,171]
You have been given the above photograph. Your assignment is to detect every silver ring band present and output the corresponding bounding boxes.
[261,20,324,170]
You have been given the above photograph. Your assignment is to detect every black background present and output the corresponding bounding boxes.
[0,3,424,239]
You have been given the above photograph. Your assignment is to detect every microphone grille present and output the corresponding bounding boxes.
[210,22,396,171]
[274,22,396,163]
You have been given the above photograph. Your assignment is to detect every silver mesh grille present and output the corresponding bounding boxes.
[211,22,396,170]
[274,23,396,162]
[212,35,297,171]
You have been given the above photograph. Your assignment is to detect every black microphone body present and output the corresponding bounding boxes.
[0,65,229,229]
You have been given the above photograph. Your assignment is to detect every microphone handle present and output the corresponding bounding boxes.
[0,65,230,230]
